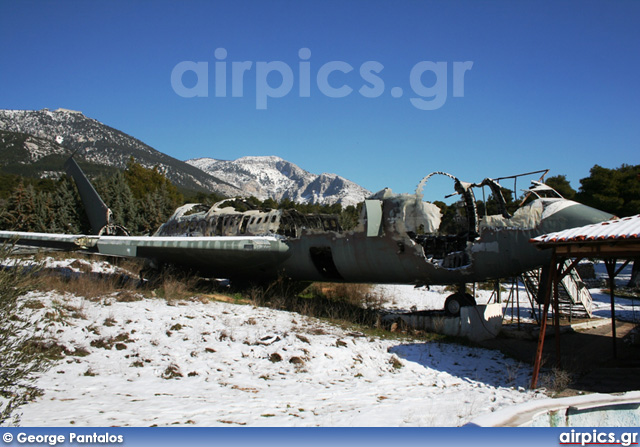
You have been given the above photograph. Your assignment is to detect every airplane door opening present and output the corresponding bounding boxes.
[309,246,343,280]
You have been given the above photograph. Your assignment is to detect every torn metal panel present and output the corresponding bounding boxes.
[479,200,544,230]
[364,200,383,237]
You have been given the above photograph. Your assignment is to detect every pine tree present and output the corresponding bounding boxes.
[95,172,139,234]
[137,183,176,235]
[33,191,57,233]
[4,183,38,231]
[51,177,86,234]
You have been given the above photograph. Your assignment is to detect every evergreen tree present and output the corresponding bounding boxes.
[2,183,37,231]
[576,164,640,288]
[51,177,87,234]
[339,204,361,230]
[137,183,177,234]
[123,157,182,207]
[577,164,640,217]
[33,191,57,233]
[545,175,577,199]
[95,172,139,234]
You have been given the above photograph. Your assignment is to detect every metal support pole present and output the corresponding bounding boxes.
[531,254,556,389]
[605,259,618,359]
[516,277,521,330]
[554,262,562,368]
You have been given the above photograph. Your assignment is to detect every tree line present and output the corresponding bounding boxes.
[0,158,363,235]
[1,161,637,235]
[0,158,184,235]
[0,161,637,287]
[545,164,640,218]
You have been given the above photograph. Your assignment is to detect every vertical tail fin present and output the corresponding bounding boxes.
[64,156,112,235]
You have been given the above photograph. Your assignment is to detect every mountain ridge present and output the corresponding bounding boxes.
[187,156,370,207]
[0,108,370,206]
[0,108,241,196]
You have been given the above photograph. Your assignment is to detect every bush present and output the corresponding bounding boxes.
[241,278,385,326]
[0,242,50,424]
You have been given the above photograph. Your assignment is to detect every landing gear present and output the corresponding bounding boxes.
[444,290,476,317]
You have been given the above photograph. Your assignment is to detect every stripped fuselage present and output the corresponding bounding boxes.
[127,174,612,285]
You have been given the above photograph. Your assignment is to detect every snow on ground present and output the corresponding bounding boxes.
[8,258,637,426]
[374,284,495,312]
[12,289,542,427]
[375,260,640,324]
[590,263,640,323]
[20,255,125,276]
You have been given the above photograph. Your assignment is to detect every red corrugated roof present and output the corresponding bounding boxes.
[531,215,640,245]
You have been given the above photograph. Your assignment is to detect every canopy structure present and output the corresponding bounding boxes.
[529,215,640,388]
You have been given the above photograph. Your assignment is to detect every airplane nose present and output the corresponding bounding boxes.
[541,200,614,233]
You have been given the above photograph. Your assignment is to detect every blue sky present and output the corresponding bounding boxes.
[1,0,638,200]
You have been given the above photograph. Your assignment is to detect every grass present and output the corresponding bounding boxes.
[10,250,452,350]
[0,241,53,424]
[601,287,640,299]
[241,279,391,329]
[539,367,573,395]
[36,269,137,301]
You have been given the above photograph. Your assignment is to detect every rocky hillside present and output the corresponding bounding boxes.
[0,109,241,196]
[188,156,370,207]
[0,108,370,206]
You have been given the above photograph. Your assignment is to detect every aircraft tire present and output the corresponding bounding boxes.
[444,292,474,317]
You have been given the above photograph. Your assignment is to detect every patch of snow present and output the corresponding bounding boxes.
[375,262,640,324]
[13,258,636,427]
[375,285,495,312]
[11,286,541,427]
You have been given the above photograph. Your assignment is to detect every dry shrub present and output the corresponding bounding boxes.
[303,283,385,325]
[289,356,305,366]
[389,355,403,370]
[69,260,92,274]
[162,363,183,379]
[109,256,146,277]
[90,333,131,350]
[540,367,573,393]
[296,334,310,344]
[154,271,200,302]
[235,278,386,327]
[114,290,142,302]
[0,242,51,424]
[314,283,387,309]
[36,270,132,300]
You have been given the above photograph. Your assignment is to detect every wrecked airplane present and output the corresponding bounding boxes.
[0,159,613,315]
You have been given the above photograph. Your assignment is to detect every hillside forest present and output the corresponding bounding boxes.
[1,161,638,235]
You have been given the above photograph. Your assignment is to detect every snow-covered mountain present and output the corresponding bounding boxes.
[188,156,370,207]
[0,108,370,206]
[0,108,242,197]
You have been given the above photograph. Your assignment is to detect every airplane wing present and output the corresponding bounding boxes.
[0,230,291,278]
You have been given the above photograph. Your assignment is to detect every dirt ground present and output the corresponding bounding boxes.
[478,319,640,394]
